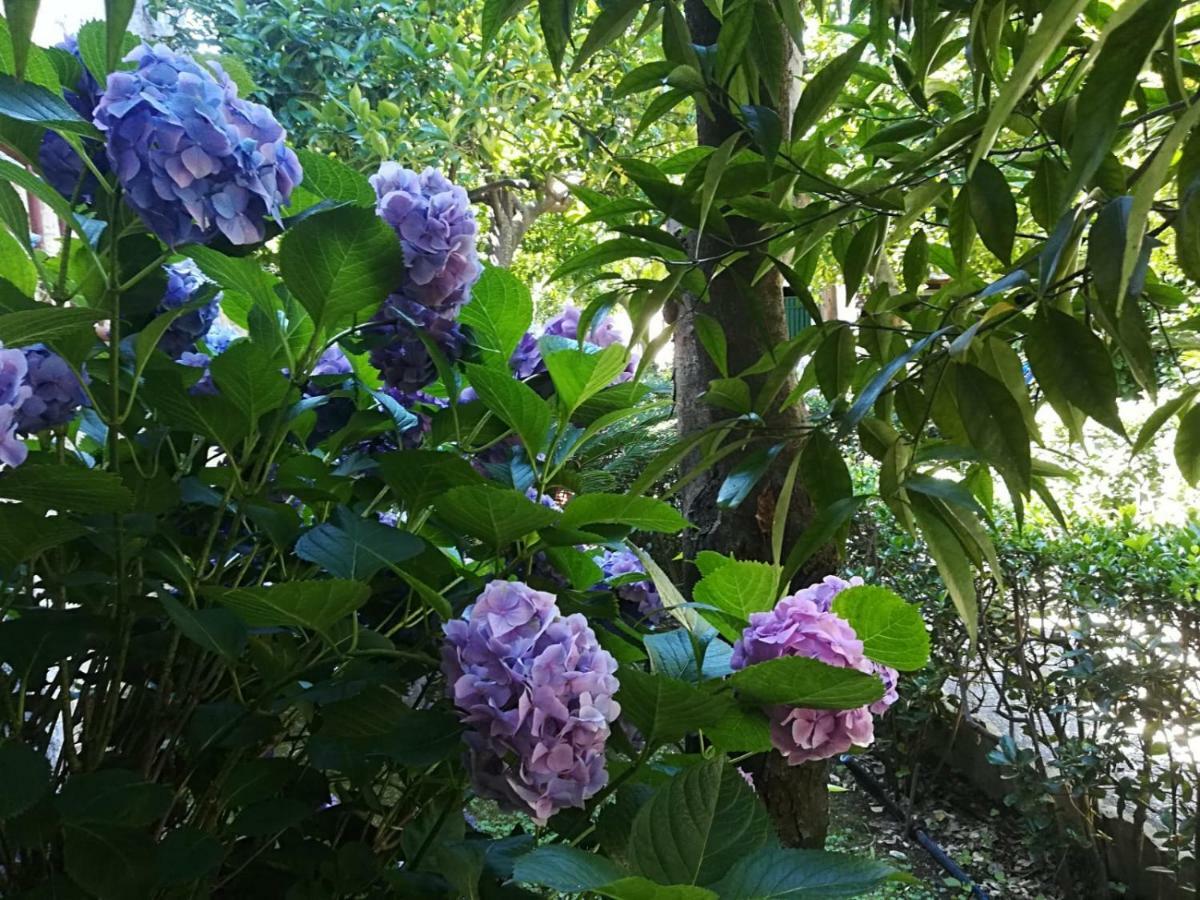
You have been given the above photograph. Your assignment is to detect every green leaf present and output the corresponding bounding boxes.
[967,160,1016,265]
[1133,390,1197,455]
[831,586,930,671]
[902,230,928,295]
[712,847,901,898]
[617,668,725,745]
[561,493,688,533]
[730,656,885,709]
[698,134,738,245]
[840,328,949,437]
[464,362,550,455]
[513,845,626,893]
[0,306,104,345]
[694,313,727,377]
[954,363,1030,493]
[3,0,38,82]
[278,205,405,330]
[841,219,882,300]
[156,826,225,886]
[105,0,136,73]
[458,266,532,367]
[433,484,559,547]
[542,342,629,412]
[599,879,718,900]
[910,492,977,641]
[0,72,97,136]
[376,449,484,513]
[551,237,679,281]
[792,38,867,138]
[573,0,644,72]
[0,741,49,820]
[295,511,423,580]
[161,594,247,661]
[205,579,371,632]
[481,0,530,48]
[57,770,172,826]
[1025,307,1125,437]
[1067,0,1177,200]
[716,443,781,509]
[693,560,780,636]
[815,324,855,400]
[1174,404,1200,486]
[292,149,374,206]
[1028,157,1069,232]
[627,758,773,886]
[63,824,155,900]
[0,504,86,568]
[184,245,282,314]
[0,465,132,512]
[968,0,1090,173]
[209,340,290,429]
[615,61,675,98]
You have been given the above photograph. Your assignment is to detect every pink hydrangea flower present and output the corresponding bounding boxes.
[731,576,899,765]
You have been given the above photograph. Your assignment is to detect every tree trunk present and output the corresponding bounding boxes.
[676,0,833,849]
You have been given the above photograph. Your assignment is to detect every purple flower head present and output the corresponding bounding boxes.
[368,293,466,392]
[593,548,661,620]
[0,403,26,467]
[0,347,30,408]
[157,260,221,359]
[370,164,482,312]
[311,344,353,379]
[93,43,302,246]
[525,487,562,511]
[38,35,109,203]
[731,577,898,765]
[510,330,544,380]
[16,346,87,434]
[302,345,355,443]
[543,305,625,348]
[177,351,217,396]
[442,579,620,823]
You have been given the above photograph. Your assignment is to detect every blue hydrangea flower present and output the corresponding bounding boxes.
[442,580,620,823]
[38,35,109,203]
[178,351,217,396]
[593,547,661,619]
[0,347,29,466]
[368,294,466,392]
[157,260,221,359]
[369,164,481,312]
[93,43,302,246]
[16,346,87,434]
[203,312,245,355]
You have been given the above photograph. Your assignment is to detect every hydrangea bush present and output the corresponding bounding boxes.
[0,14,926,900]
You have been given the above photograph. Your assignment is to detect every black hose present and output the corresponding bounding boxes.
[838,754,990,900]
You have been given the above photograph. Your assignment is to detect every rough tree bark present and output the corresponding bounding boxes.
[674,0,836,849]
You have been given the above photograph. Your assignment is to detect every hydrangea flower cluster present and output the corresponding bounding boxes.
[442,580,620,823]
[177,351,217,396]
[368,294,467,393]
[157,261,222,359]
[731,575,899,765]
[593,548,661,619]
[370,164,482,313]
[16,346,88,435]
[93,43,302,246]
[39,36,109,203]
[0,347,29,466]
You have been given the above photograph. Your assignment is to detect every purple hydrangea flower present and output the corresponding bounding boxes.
[593,548,661,619]
[157,260,221,359]
[527,305,637,383]
[302,345,355,442]
[16,346,87,434]
[510,330,543,379]
[387,388,446,449]
[525,487,562,511]
[178,351,217,396]
[0,347,29,466]
[731,577,899,765]
[38,35,109,203]
[369,294,466,392]
[369,164,482,312]
[442,579,620,823]
[204,312,245,355]
[93,43,302,246]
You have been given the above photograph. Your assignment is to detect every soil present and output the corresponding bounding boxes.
[827,756,1064,899]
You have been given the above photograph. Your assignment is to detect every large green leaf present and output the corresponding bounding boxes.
[542,342,629,412]
[1174,404,1200,486]
[910,492,978,641]
[712,847,901,898]
[464,362,551,455]
[105,0,137,72]
[0,465,132,512]
[729,656,885,709]
[830,586,930,671]
[693,560,780,638]
[1066,0,1177,200]
[278,205,405,330]
[294,511,423,580]
[57,769,172,827]
[954,363,1030,493]
[376,449,484,512]
[967,160,1016,265]
[63,824,156,900]
[0,73,98,136]
[0,741,49,819]
[792,38,867,138]
[617,668,726,745]
[185,245,282,314]
[433,484,560,547]
[292,149,374,206]
[0,306,105,346]
[161,595,247,661]
[561,493,688,533]
[458,266,532,367]
[205,580,371,632]
[627,758,773,887]
[572,0,643,72]
[513,845,626,893]
[208,340,291,429]
[1025,307,1125,436]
